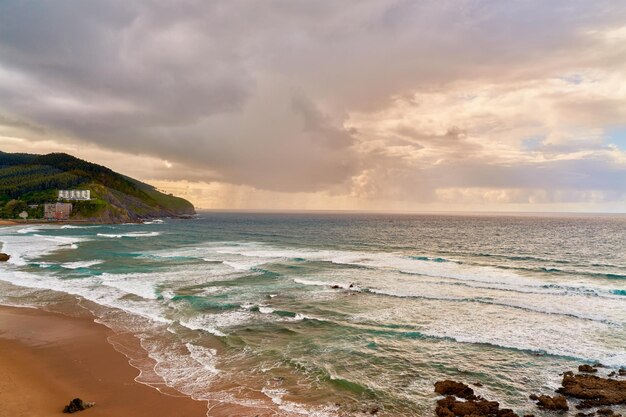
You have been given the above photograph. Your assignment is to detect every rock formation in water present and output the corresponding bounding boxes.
[533,394,569,411]
[557,372,626,409]
[579,364,598,373]
[433,380,521,417]
[0,252,9,261]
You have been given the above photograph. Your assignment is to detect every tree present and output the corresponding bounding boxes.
[4,199,28,218]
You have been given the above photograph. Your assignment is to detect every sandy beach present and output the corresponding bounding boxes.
[0,305,209,417]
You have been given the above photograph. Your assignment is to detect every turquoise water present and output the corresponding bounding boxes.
[0,213,625,416]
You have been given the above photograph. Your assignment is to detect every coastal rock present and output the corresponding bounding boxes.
[433,380,520,417]
[579,365,598,373]
[557,373,626,408]
[535,395,568,411]
[0,253,9,262]
[597,409,614,415]
[62,398,95,413]
[619,368,626,376]
[435,396,502,417]
[434,380,476,400]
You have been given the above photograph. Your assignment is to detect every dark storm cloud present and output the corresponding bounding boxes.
[0,0,625,201]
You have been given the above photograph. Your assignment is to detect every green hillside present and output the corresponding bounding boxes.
[0,151,195,223]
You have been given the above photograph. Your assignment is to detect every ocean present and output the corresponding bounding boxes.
[0,212,625,416]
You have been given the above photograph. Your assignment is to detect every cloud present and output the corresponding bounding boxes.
[0,0,625,209]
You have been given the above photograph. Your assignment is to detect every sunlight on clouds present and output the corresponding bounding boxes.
[1,1,626,211]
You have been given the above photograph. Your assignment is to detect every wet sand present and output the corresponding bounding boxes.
[0,305,210,417]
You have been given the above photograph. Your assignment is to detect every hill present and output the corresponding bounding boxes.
[0,151,195,223]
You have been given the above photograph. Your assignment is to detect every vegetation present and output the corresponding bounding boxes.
[0,151,195,222]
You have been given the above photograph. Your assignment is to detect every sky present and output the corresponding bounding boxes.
[0,1,625,212]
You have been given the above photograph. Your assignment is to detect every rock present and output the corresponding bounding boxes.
[0,253,9,262]
[62,398,95,413]
[474,381,483,387]
[535,395,568,411]
[557,373,626,408]
[619,368,626,376]
[529,394,539,401]
[597,409,614,415]
[434,381,520,417]
[434,380,476,400]
[330,285,341,289]
[435,396,504,417]
[609,372,617,377]
[575,413,595,417]
[579,365,598,373]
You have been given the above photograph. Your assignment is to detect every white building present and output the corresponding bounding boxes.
[58,189,90,201]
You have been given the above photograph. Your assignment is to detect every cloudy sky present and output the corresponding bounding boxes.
[1,1,625,212]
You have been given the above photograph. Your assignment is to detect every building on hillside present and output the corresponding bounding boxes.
[44,203,72,220]
[58,189,90,201]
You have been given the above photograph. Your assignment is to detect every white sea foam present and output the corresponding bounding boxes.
[60,224,99,229]
[17,226,42,234]
[223,259,266,270]
[0,269,170,324]
[261,386,337,416]
[185,343,220,374]
[0,232,88,266]
[179,311,257,337]
[142,219,164,224]
[97,231,161,238]
[259,306,274,314]
[351,298,626,367]
[61,259,103,269]
[179,317,227,337]
[100,273,159,300]
[293,278,359,292]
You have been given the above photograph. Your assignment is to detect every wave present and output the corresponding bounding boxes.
[474,252,571,264]
[61,260,103,269]
[363,288,620,325]
[0,233,87,266]
[185,343,220,374]
[178,311,257,337]
[60,225,100,229]
[142,219,164,225]
[408,255,450,263]
[0,269,170,324]
[293,278,360,291]
[491,264,626,280]
[97,231,161,238]
[17,226,43,234]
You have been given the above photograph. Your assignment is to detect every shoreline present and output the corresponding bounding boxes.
[0,305,210,417]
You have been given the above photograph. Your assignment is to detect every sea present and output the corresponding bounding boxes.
[0,212,625,416]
